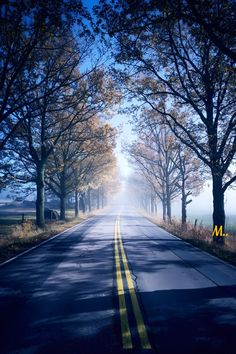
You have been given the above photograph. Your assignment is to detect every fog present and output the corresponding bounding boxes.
[115,149,236,227]
[113,112,236,225]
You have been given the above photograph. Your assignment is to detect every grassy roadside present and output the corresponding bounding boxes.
[0,213,93,265]
[142,212,236,266]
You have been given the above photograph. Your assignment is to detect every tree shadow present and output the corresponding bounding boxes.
[140,285,236,354]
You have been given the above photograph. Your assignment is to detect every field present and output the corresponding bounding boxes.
[187,214,236,234]
[0,205,88,263]
[0,206,77,236]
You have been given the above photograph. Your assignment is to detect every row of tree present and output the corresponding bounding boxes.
[96,0,236,243]
[125,111,204,224]
[0,1,119,227]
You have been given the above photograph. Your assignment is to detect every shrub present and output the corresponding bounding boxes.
[12,219,36,238]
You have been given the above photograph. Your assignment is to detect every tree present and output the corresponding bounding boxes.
[73,125,118,213]
[96,0,236,242]
[46,117,117,220]
[126,122,182,222]
[45,121,90,220]
[3,34,117,228]
[128,109,205,223]
[127,174,155,214]
[173,144,204,224]
[168,0,236,62]
[127,137,204,224]
[95,0,236,62]
[0,152,11,191]
[0,0,91,148]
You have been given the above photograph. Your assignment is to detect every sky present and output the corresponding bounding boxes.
[109,103,236,219]
[2,0,235,221]
[111,112,236,218]
[82,0,236,219]
[108,101,236,219]
[83,0,99,10]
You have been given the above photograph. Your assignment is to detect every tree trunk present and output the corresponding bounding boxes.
[75,188,79,218]
[162,198,166,222]
[212,174,225,244]
[155,202,157,215]
[181,180,187,225]
[166,195,171,223]
[60,196,66,221]
[36,164,45,228]
[97,188,100,209]
[81,193,86,213]
[59,174,66,221]
[181,195,187,225]
[166,178,171,222]
[144,196,147,212]
[151,194,154,214]
[88,188,91,212]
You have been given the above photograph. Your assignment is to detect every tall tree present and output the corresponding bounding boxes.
[46,118,116,220]
[95,0,236,61]
[173,144,204,224]
[74,124,117,211]
[96,0,236,242]
[126,123,182,222]
[0,0,91,148]
[168,0,236,62]
[3,39,117,228]
[127,173,158,214]
[45,122,90,221]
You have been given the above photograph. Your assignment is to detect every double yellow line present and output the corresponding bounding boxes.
[114,216,151,350]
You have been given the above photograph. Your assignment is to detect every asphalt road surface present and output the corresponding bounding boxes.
[0,204,236,354]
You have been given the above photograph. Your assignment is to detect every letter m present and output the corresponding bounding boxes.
[212,225,223,237]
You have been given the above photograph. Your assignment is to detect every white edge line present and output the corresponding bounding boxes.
[0,217,93,269]
[140,212,236,271]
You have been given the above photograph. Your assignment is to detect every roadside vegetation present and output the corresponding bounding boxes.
[97,0,236,245]
[144,213,236,266]
[0,210,96,264]
[0,0,235,260]
[0,1,120,233]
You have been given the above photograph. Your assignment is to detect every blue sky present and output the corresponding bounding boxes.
[83,0,99,10]
[80,0,236,218]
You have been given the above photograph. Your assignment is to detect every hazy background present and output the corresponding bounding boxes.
[112,113,236,223]
[1,0,235,227]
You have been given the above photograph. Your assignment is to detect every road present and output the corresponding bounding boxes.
[0,204,236,354]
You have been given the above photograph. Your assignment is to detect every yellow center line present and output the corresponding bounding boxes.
[114,219,133,349]
[117,217,152,350]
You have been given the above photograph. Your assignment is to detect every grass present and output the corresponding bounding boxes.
[187,214,236,235]
[0,212,93,264]
[0,215,35,237]
[142,212,236,266]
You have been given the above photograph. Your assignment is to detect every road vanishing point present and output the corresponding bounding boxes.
[0,202,236,354]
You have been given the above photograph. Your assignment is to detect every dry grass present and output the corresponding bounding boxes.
[143,213,236,266]
[0,213,92,264]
